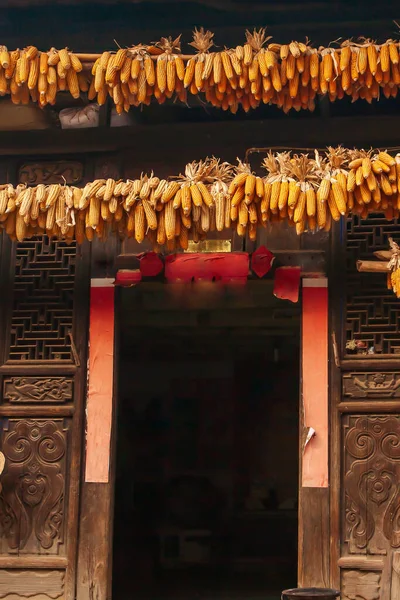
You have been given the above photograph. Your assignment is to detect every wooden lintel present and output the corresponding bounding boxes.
[356,260,389,273]
[373,250,393,260]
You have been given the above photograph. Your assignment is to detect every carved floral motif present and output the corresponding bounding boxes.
[344,416,400,555]
[0,419,68,554]
[3,378,72,403]
[343,373,400,399]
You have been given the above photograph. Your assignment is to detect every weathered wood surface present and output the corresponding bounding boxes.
[298,488,330,587]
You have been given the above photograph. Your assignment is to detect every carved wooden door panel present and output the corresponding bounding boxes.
[337,214,400,600]
[0,228,90,600]
[341,412,400,600]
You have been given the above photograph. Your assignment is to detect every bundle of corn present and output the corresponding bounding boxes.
[0,46,87,106]
[228,158,266,240]
[209,158,234,231]
[184,28,215,96]
[285,153,322,234]
[347,149,399,219]
[0,182,77,242]
[90,38,185,113]
[338,40,399,103]
[387,237,400,297]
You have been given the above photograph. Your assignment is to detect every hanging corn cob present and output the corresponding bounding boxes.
[2,148,400,247]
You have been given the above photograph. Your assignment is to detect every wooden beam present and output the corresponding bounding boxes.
[356,260,389,272]
[373,250,393,260]
[2,115,400,157]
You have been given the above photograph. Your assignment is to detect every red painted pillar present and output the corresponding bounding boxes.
[85,278,115,483]
[301,278,328,488]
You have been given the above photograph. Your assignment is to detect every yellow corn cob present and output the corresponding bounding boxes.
[16,211,27,241]
[134,203,145,243]
[317,177,331,202]
[197,182,214,207]
[316,194,327,228]
[55,192,66,226]
[221,51,233,80]
[142,56,155,86]
[327,190,341,221]
[200,204,210,232]
[161,181,180,204]
[0,46,9,69]
[18,52,29,83]
[378,151,395,167]
[213,53,222,84]
[380,174,393,196]
[142,198,158,230]
[270,180,281,213]
[278,179,289,210]
[361,157,371,179]
[389,42,399,65]
[357,46,368,74]
[5,49,19,79]
[202,53,215,81]
[294,191,306,223]
[331,181,347,215]
[66,68,80,99]
[244,174,256,200]
[350,49,358,81]
[230,172,248,192]
[88,196,101,228]
[380,43,390,72]
[174,56,185,81]
[287,181,300,208]
[180,185,191,214]
[238,200,248,226]
[346,169,356,192]
[271,63,282,91]
[70,53,82,73]
[306,187,316,217]
[45,202,57,231]
[166,59,176,92]
[189,184,202,208]
[184,57,196,88]
[339,46,351,71]
[367,44,378,75]
[58,48,71,71]
[231,186,245,207]
[164,199,176,240]
[27,56,39,90]
[215,193,225,231]
[372,159,390,174]
[366,171,377,192]
[359,180,372,203]
[255,176,264,199]
[243,43,253,66]
[194,60,204,90]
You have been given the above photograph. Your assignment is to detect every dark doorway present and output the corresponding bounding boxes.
[113,281,299,600]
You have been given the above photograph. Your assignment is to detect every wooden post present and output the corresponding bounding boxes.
[77,278,117,600]
[298,277,330,587]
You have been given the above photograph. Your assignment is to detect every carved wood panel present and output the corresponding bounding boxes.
[345,214,400,355]
[342,570,381,600]
[343,373,400,399]
[0,419,69,555]
[0,569,64,599]
[343,415,400,557]
[18,161,83,186]
[7,237,76,362]
[3,378,73,404]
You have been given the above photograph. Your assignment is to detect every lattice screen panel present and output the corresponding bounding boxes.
[7,237,76,361]
[346,214,400,355]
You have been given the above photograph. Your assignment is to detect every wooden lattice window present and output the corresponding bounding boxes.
[345,214,400,355]
[7,236,76,362]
